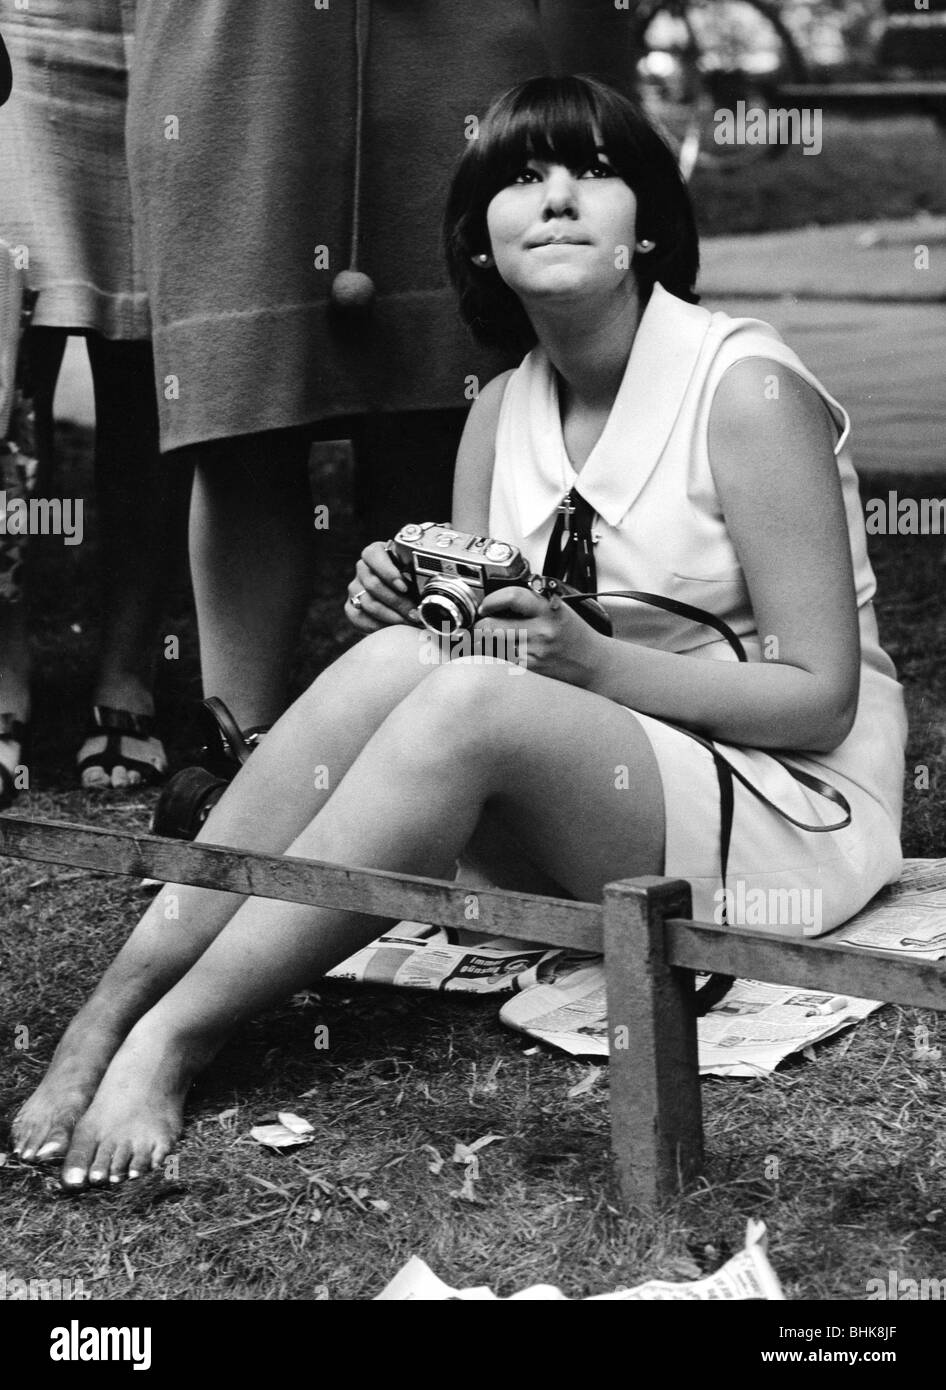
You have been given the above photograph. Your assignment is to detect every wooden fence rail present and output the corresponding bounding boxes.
[2,815,945,1206]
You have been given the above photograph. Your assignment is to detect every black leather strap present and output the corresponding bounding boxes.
[555,584,851,834]
[89,705,156,739]
[583,589,749,663]
[542,487,599,595]
[549,572,852,1014]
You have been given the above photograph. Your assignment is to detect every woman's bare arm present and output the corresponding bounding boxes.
[582,359,861,753]
[450,370,514,533]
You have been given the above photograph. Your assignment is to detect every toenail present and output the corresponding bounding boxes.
[36,1142,61,1159]
[90,1170,107,1182]
[109,1174,121,1184]
[128,1169,141,1179]
[63,1168,86,1186]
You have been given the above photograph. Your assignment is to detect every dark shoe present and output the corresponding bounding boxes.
[150,698,268,840]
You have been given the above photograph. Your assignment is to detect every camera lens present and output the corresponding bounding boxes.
[417,578,478,635]
[419,596,463,633]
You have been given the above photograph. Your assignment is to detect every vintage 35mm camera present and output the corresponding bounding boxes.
[387,522,612,637]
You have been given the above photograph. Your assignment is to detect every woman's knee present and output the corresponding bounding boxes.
[394,655,527,742]
[314,624,432,698]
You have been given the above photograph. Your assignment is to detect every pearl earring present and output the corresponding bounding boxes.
[471,252,493,268]
[635,238,655,253]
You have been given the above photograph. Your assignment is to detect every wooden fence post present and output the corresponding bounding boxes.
[602,876,704,1208]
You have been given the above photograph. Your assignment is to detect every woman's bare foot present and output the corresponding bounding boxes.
[13,937,186,1164]
[57,1021,208,1189]
[12,1009,127,1163]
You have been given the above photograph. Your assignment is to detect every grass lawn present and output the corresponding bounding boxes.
[1,418,944,1301]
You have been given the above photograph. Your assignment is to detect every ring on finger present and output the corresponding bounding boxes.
[350,589,367,610]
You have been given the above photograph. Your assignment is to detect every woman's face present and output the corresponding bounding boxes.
[485,140,639,311]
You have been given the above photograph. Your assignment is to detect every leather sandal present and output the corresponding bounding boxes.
[77,704,168,789]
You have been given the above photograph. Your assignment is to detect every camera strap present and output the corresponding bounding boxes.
[543,487,599,594]
[541,493,851,1003]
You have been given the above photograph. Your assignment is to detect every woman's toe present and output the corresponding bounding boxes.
[16,1115,68,1163]
[128,1138,156,1179]
[81,766,110,790]
[151,1139,173,1174]
[34,1128,73,1163]
[60,1162,90,1190]
[11,1117,34,1159]
[110,766,130,789]
[108,1140,134,1184]
[60,1122,102,1189]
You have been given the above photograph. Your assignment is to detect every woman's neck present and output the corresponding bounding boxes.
[528,285,644,414]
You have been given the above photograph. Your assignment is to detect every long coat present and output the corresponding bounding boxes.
[126,0,557,452]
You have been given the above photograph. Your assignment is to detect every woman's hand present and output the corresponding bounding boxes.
[345,541,419,632]
[474,584,608,687]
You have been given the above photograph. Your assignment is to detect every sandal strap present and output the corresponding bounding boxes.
[78,707,167,785]
[88,705,157,739]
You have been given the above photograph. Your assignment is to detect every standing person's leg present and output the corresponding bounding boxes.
[187,429,314,732]
[53,657,667,1185]
[77,335,185,788]
[0,326,67,799]
[23,325,66,499]
[12,624,449,1161]
[0,601,30,805]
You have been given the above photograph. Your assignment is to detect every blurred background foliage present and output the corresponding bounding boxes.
[781,0,887,75]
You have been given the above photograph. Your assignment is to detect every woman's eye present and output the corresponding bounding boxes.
[582,159,615,178]
[512,166,540,185]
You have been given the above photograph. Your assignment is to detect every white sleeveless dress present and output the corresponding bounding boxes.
[488,284,908,935]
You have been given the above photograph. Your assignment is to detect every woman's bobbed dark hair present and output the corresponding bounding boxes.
[444,75,700,351]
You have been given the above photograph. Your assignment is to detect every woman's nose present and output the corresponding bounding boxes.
[540,167,579,219]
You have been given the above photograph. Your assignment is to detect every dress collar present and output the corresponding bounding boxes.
[512,283,713,536]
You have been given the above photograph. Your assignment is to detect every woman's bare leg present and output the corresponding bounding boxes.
[11,625,447,1162]
[53,657,665,1186]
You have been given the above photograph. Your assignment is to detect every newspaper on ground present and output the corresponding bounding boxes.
[328,861,946,1075]
[832,858,946,960]
[327,921,563,994]
[374,1219,784,1300]
[328,923,877,1075]
[489,966,879,1077]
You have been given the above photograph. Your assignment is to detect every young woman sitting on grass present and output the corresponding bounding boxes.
[11,77,907,1188]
